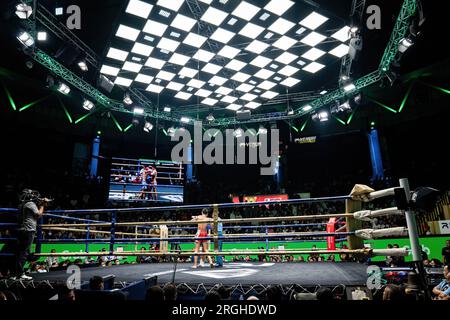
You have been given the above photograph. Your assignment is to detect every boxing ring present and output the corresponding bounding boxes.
[0,180,420,289]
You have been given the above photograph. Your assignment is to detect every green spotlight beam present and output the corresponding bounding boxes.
[19,95,50,112]
[398,82,414,113]
[2,84,17,111]
[162,129,168,136]
[333,115,347,126]
[346,110,356,125]
[367,97,398,114]
[57,97,73,124]
[124,124,133,132]
[300,117,310,132]
[424,83,450,95]
[110,113,123,132]
[75,112,93,124]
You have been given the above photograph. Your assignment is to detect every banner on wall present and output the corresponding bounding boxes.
[232,194,289,203]
[439,220,450,234]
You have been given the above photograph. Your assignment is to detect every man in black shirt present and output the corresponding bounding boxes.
[442,240,450,265]
[13,190,46,280]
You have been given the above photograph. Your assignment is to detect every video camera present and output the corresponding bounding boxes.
[20,189,54,206]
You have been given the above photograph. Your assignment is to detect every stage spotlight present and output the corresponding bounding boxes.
[287,107,294,115]
[133,107,144,115]
[168,127,176,137]
[83,99,94,111]
[123,93,133,105]
[331,101,351,115]
[37,32,47,41]
[15,3,33,19]
[350,26,359,34]
[234,128,244,138]
[320,90,328,95]
[57,82,70,95]
[206,113,215,122]
[258,126,268,135]
[143,121,154,133]
[25,60,34,69]
[180,116,191,124]
[398,37,413,53]
[77,60,88,71]
[17,31,34,47]
[312,111,329,122]
[343,82,356,92]
[163,106,171,113]
[302,105,312,112]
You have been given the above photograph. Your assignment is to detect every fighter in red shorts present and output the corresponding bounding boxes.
[191,208,214,269]
[148,166,157,201]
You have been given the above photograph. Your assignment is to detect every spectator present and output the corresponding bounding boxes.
[383,284,404,301]
[265,285,282,301]
[89,276,104,291]
[247,296,259,301]
[204,290,221,301]
[58,287,76,301]
[146,285,164,302]
[0,291,7,301]
[442,240,450,265]
[163,283,177,301]
[316,287,333,301]
[217,286,231,300]
[432,265,450,300]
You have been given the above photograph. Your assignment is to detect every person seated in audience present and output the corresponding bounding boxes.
[58,286,76,301]
[432,265,450,300]
[265,285,282,301]
[45,249,59,270]
[383,284,405,301]
[204,290,221,301]
[146,285,164,302]
[89,276,104,291]
[316,287,334,301]
[163,283,177,301]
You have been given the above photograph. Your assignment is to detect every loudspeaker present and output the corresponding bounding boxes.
[236,109,251,121]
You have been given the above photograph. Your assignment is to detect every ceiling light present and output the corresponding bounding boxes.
[135,74,153,84]
[157,0,184,12]
[250,56,271,68]
[398,37,413,53]
[279,65,299,77]
[187,79,206,88]
[123,93,133,105]
[287,107,294,115]
[133,107,145,115]
[300,12,329,30]
[246,102,261,110]
[144,121,154,132]
[123,61,143,73]
[269,18,295,35]
[234,128,244,137]
[143,20,167,37]
[280,77,301,87]
[171,14,197,32]
[194,49,215,63]
[302,62,325,73]
[131,42,153,56]
[258,126,268,134]
[216,87,233,95]
[166,81,184,91]
[146,84,164,93]
[179,67,198,78]
[126,0,153,19]
[273,36,297,50]
[312,111,329,122]
[264,0,294,16]
[218,45,240,59]
[301,32,326,46]
[145,57,166,69]
[302,105,312,111]
[210,28,235,44]
[195,89,213,98]
[209,75,227,86]
[329,44,350,58]
[221,96,237,103]
[201,7,228,26]
[320,90,328,95]
[77,60,88,71]
[275,52,297,64]
[156,70,176,81]
[254,69,274,80]
[232,1,260,21]
[168,53,190,66]
[245,40,270,54]
[115,77,133,87]
[261,91,278,99]
[227,104,242,111]
[206,114,215,122]
[236,83,254,92]
[225,59,246,71]
[240,93,257,101]
[231,72,251,82]
[258,80,276,90]
[331,26,351,42]
[83,99,94,111]
[175,92,192,100]
[164,107,171,112]
[157,37,180,52]
[17,31,34,47]
[116,24,140,41]
[37,31,47,41]
[302,47,326,61]
[239,22,265,39]
[107,47,129,61]
[202,98,218,106]
[183,33,207,47]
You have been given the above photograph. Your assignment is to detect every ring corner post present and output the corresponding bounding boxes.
[213,204,219,252]
[345,199,364,250]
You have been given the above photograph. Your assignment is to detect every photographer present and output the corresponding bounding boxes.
[12,189,50,280]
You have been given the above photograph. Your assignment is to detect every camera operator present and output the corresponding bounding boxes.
[12,189,51,280]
